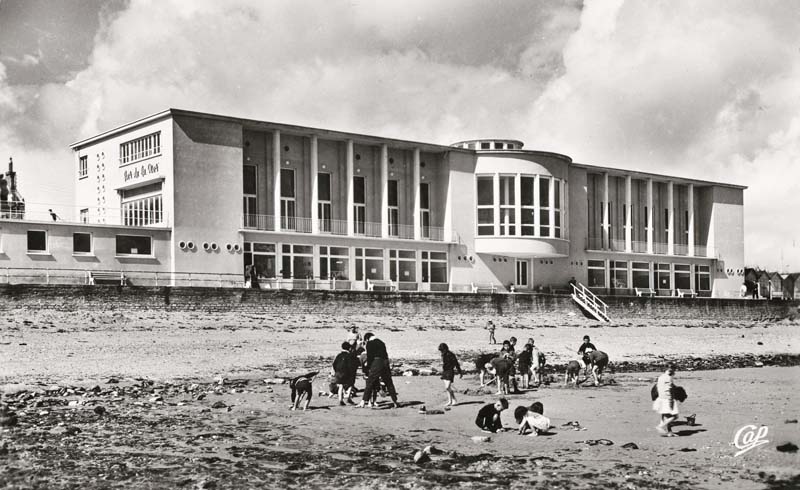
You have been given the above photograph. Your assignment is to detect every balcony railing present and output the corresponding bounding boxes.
[587,236,715,257]
[0,203,170,228]
[242,214,448,241]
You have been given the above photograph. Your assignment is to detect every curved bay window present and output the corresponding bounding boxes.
[476,174,564,238]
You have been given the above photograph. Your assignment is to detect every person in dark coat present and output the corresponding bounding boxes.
[357,333,399,409]
[332,342,357,405]
[438,343,463,406]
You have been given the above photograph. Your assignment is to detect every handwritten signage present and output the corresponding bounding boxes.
[124,162,160,183]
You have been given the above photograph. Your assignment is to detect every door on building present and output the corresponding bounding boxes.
[515,259,529,289]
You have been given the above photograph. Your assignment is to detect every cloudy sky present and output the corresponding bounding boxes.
[0,0,798,270]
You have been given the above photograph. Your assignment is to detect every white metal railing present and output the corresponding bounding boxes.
[570,282,609,321]
[243,214,447,241]
[1,202,171,228]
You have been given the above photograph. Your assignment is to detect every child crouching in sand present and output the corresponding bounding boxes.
[514,402,552,436]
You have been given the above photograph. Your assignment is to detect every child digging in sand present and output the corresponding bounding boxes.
[438,343,463,406]
[475,398,509,433]
[515,402,552,436]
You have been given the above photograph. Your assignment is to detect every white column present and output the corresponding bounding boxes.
[625,175,632,252]
[549,175,555,239]
[380,144,389,238]
[533,174,540,236]
[346,140,354,237]
[310,135,319,234]
[443,156,453,242]
[493,173,501,236]
[602,173,609,249]
[667,181,674,255]
[514,174,522,236]
[688,183,695,257]
[412,148,421,240]
[646,178,653,254]
[272,130,281,232]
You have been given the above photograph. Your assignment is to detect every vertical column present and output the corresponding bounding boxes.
[443,157,453,242]
[549,175,555,239]
[412,148,421,240]
[646,178,653,254]
[493,173,501,236]
[533,174,540,236]
[346,140,354,237]
[602,173,609,249]
[667,181,674,255]
[625,175,632,252]
[688,183,695,257]
[514,174,522,237]
[310,135,319,234]
[272,130,281,232]
[380,144,389,238]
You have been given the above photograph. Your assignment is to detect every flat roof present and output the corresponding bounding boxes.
[70,108,469,154]
[572,162,747,190]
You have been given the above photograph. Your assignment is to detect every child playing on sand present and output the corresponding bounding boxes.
[487,320,496,344]
[653,364,680,436]
[438,343,463,406]
[332,342,357,406]
[515,401,552,436]
[516,344,532,389]
[486,357,513,395]
[289,372,317,411]
[475,398,508,433]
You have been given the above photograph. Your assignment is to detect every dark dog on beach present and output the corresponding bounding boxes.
[289,371,319,411]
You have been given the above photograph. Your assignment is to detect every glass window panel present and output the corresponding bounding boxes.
[365,248,383,257]
[293,245,313,255]
[398,260,416,281]
[280,169,295,198]
[353,176,365,204]
[399,250,415,259]
[521,176,534,205]
[27,231,47,252]
[429,261,447,283]
[318,173,331,201]
[330,247,348,256]
[73,233,91,253]
[478,208,494,224]
[243,165,257,195]
[420,183,430,209]
[499,176,514,205]
[388,180,398,206]
[632,270,650,288]
[430,252,447,261]
[588,269,605,287]
[554,181,561,208]
[477,177,493,205]
[539,178,550,207]
[116,235,151,255]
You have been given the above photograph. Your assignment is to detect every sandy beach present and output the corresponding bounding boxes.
[1,310,799,489]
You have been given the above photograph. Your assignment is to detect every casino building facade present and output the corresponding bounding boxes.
[1,109,746,296]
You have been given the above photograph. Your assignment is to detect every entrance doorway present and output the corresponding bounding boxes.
[515,259,529,289]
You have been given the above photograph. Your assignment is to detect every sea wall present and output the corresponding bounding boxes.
[0,285,797,323]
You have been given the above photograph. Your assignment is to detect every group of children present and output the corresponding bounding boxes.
[477,336,547,395]
[475,398,553,436]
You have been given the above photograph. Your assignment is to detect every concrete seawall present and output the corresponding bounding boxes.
[0,285,797,323]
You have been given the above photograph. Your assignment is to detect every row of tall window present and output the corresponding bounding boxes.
[243,242,447,282]
[121,182,163,226]
[477,174,563,238]
[587,260,710,291]
[26,230,152,256]
[243,165,432,236]
[120,131,161,166]
[78,156,88,179]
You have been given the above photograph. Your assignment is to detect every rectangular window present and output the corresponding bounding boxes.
[553,180,562,238]
[477,176,494,205]
[79,155,88,179]
[73,232,92,254]
[654,263,671,290]
[353,176,366,235]
[587,259,605,288]
[244,242,276,279]
[694,264,710,291]
[476,176,495,236]
[355,247,383,281]
[539,177,551,237]
[420,182,431,239]
[318,173,332,233]
[499,176,515,236]
[387,179,399,237]
[632,262,650,289]
[120,131,160,166]
[243,165,257,227]
[116,235,152,256]
[389,249,416,282]
[319,246,349,280]
[521,176,534,236]
[80,208,89,224]
[611,261,628,289]
[281,168,296,230]
[280,244,313,279]
[674,264,691,290]
[27,230,47,253]
[422,251,447,283]
[122,182,163,227]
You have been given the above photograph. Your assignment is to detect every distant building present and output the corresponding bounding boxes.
[0,109,747,296]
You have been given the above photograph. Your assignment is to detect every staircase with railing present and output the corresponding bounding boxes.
[570,282,610,322]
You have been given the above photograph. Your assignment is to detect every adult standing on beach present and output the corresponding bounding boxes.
[653,364,679,436]
[357,333,399,409]
[438,343,463,406]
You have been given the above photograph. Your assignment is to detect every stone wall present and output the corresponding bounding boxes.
[0,285,797,323]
